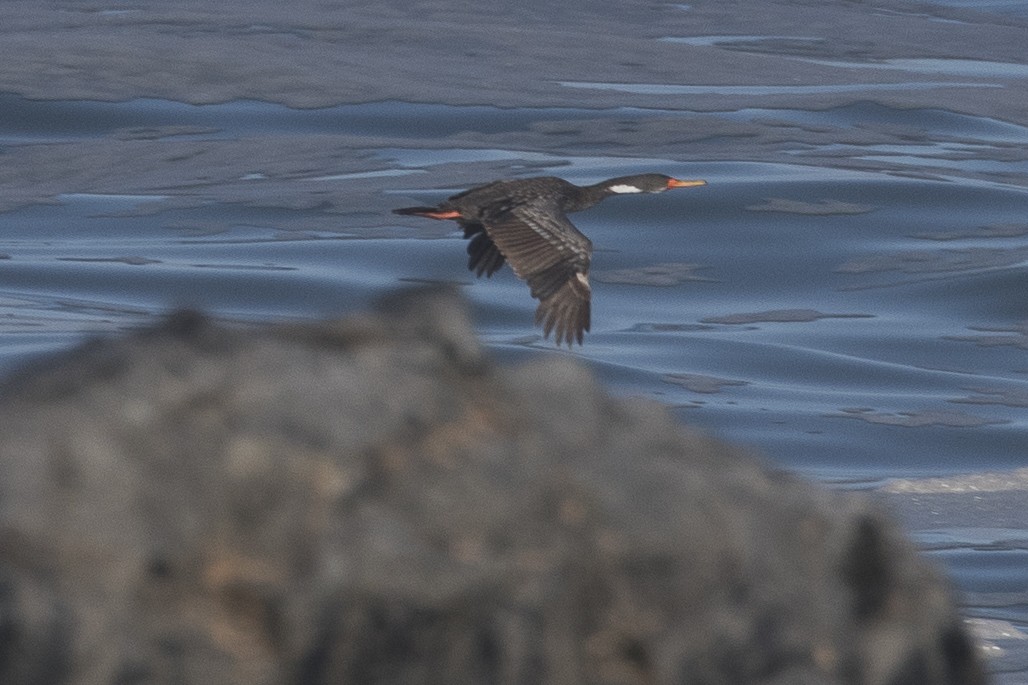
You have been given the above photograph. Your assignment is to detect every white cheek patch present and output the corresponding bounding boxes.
[608,184,643,194]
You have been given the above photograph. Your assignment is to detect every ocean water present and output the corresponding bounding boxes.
[1,92,1026,678]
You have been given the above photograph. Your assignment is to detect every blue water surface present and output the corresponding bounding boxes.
[1,93,1026,678]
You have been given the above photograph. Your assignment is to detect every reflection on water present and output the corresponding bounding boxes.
[559,80,1003,95]
[924,0,1028,16]
[805,58,1028,78]
[663,35,820,46]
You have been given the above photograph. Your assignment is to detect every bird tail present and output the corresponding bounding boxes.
[393,206,461,220]
[393,206,438,216]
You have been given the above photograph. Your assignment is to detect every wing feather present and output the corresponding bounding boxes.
[534,274,591,346]
[478,200,593,346]
[464,225,506,277]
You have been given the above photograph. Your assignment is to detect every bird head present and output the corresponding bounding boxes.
[604,174,707,194]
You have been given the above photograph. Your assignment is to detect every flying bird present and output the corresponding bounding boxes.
[394,173,706,346]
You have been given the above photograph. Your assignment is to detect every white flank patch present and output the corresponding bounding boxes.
[608,184,643,194]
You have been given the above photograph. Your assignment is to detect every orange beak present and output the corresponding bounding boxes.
[667,178,707,189]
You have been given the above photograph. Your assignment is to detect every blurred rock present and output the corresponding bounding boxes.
[0,287,984,685]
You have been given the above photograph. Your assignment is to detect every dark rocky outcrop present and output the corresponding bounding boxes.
[0,288,984,685]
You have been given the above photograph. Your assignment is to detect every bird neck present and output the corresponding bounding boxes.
[567,181,620,212]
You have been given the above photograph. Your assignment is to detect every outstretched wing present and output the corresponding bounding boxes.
[479,199,593,346]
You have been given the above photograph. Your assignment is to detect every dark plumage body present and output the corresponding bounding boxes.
[394,173,706,346]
